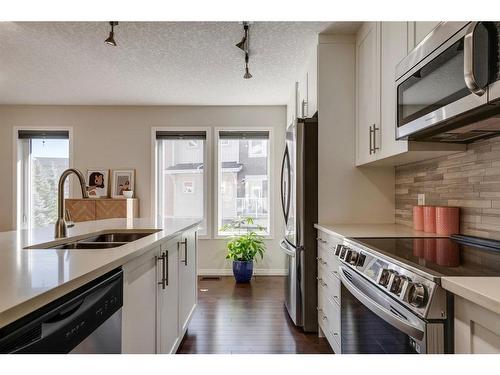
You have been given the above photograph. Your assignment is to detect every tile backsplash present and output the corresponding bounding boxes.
[395,136,500,240]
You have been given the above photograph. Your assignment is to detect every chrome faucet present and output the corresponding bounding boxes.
[55,168,89,238]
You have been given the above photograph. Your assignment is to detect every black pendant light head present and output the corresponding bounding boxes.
[236,22,253,79]
[105,21,119,46]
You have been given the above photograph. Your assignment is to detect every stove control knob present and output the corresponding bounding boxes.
[407,283,427,308]
[347,251,359,266]
[390,275,408,296]
[378,269,395,287]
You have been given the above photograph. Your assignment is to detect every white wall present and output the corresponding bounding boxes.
[0,105,286,274]
[317,34,395,224]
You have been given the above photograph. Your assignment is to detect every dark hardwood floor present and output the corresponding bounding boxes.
[177,276,333,354]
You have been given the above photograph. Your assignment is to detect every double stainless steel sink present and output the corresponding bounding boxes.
[26,230,161,250]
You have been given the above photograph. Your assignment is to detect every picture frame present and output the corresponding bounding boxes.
[111,169,135,198]
[86,169,110,198]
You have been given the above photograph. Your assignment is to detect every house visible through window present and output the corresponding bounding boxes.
[156,131,207,235]
[217,131,270,235]
[17,130,70,229]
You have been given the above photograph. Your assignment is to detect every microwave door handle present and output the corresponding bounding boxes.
[464,21,486,96]
[339,266,425,341]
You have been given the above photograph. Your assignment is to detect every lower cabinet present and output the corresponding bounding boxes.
[179,228,198,336]
[121,227,198,354]
[157,236,181,354]
[454,296,500,354]
[316,229,343,353]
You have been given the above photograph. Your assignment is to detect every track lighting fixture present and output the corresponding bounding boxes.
[104,21,118,46]
[244,52,252,79]
[236,22,253,79]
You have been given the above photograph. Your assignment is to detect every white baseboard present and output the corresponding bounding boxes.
[198,269,287,276]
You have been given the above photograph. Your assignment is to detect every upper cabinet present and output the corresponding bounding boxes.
[355,22,465,166]
[286,45,318,126]
[408,22,441,49]
[356,22,380,165]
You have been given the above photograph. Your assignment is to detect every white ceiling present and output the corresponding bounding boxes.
[0,21,354,106]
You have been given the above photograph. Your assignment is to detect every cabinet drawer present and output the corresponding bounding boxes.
[317,271,340,307]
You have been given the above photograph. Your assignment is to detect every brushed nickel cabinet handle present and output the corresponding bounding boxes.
[165,250,169,286]
[373,124,380,152]
[157,252,166,290]
[369,125,374,154]
[179,239,188,266]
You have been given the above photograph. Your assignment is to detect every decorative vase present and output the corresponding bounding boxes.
[232,260,254,283]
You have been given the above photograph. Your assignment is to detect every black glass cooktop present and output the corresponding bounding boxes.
[351,235,500,278]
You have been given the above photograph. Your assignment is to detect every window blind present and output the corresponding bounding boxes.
[18,130,69,139]
[218,131,269,140]
[156,131,207,140]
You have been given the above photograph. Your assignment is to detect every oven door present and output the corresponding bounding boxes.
[396,22,494,140]
[339,266,444,354]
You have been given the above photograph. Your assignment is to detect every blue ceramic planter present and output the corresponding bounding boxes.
[232,260,254,283]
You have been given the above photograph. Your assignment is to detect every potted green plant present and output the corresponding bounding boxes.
[221,217,266,283]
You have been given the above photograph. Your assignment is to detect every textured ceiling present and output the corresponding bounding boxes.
[0,21,341,105]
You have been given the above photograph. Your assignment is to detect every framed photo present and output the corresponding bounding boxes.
[86,169,109,198]
[112,169,135,198]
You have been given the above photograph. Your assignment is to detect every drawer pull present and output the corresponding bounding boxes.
[317,308,328,321]
[333,295,340,304]
[316,237,327,244]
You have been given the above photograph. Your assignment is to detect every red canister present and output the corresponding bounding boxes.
[436,206,460,236]
[423,206,436,233]
[413,206,424,231]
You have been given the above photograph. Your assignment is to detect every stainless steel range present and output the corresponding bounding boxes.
[335,235,500,354]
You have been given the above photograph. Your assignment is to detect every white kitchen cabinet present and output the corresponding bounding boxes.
[316,229,343,353]
[408,22,441,50]
[121,245,159,354]
[378,22,410,160]
[178,228,198,336]
[454,296,500,354]
[121,227,198,354]
[355,22,380,166]
[355,21,465,166]
[157,235,181,354]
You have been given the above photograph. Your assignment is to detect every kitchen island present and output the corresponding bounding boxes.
[0,217,201,353]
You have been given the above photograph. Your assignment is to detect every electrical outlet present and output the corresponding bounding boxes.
[417,194,425,206]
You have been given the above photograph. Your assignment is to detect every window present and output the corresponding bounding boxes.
[217,130,270,236]
[156,130,207,235]
[248,140,267,158]
[17,130,70,229]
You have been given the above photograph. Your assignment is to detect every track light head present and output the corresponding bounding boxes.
[235,37,247,51]
[243,67,252,79]
[105,21,118,46]
[235,23,249,51]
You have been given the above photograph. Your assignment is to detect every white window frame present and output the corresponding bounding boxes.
[214,127,274,239]
[12,126,74,230]
[151,126,211,239]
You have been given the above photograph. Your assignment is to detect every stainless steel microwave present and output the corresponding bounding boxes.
[396,22,500,143]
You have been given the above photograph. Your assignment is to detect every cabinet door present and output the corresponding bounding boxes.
[379,22,409,160]
[178,229,198,336]
[157,236,180,354]
[122,246,158,353]
[356,22,380,165]
[408,22,441,50]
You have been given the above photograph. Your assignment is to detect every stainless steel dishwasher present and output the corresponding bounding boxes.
[0,268,123,354]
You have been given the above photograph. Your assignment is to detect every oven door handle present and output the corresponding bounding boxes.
[339,266,425,341]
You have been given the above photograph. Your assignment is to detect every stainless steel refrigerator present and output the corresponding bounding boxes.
[280,115,318,332]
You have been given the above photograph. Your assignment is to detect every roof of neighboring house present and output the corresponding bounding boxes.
[165,161,242,173]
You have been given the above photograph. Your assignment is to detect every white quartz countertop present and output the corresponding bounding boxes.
[314,223,442,238]
[442,277,500,315]
[0,217,201,329]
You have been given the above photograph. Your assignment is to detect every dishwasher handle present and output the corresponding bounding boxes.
[0,269,123,354]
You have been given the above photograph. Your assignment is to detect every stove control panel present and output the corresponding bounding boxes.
[334,239,443,319]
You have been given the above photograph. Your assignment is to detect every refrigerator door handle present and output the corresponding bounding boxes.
[280,146,291,224]
[280,239,296,257]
